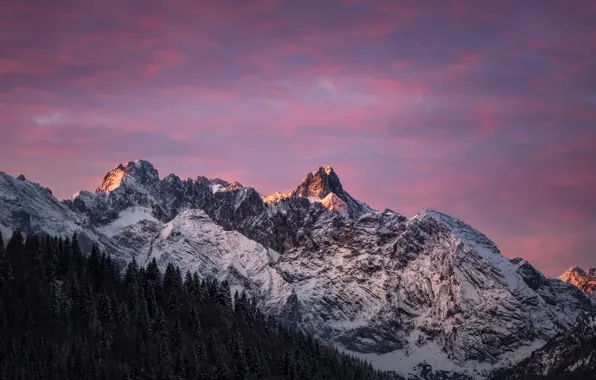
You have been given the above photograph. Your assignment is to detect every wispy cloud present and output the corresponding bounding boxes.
[1,0,595,276]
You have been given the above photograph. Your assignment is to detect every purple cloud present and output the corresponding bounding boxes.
[1,0,595,276]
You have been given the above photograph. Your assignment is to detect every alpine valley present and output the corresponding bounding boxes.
[0,160,594,379]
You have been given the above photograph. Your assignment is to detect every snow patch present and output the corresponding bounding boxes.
[98,207,158,237]
[345,340,471,378]
[267,248,280,263]
[0,224,12,241]
[231,258,248,277]
[210,183,225,194]
[147,209,294,315]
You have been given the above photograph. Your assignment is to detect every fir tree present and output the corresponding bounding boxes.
[0,231,394,380]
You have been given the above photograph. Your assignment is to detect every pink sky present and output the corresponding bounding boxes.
[1,0,595,276]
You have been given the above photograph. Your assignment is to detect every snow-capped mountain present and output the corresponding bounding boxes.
[0,160,594,379]
[559,266,596,299]
[0,171,123,256]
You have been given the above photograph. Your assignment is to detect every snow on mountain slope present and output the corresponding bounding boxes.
[273,208,594,377]
[0,160,594,379]
[559,266,596,299]
[0,172,82,236]
[0,171,146,261]
[490,311,596,379]
[97,207,158,237]
[145,209,295,315]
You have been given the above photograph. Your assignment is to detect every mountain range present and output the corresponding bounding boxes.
[0,160,594,379]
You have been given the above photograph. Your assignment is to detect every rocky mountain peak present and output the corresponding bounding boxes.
[96,160,159,193]
[296,166,344,200]
[285,165,373,217]
[1,162,595,378]
[560,266,596,298]
[561,266,589,280]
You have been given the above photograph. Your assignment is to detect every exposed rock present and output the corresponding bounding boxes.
[490,311,596,379]
[560,266,596,299]
[0,160,594,379]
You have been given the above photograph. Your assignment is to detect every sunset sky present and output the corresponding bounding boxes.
[1,0,595,276]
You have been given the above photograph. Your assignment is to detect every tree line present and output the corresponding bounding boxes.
[0,230,393,380]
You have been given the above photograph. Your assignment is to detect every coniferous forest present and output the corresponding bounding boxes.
[0,231,392,380]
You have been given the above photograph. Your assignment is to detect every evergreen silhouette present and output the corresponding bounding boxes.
[0,230,392,380]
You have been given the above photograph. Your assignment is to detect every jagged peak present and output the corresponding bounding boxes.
[264,165,374,217]
[194,176,245,195]
[194,176,243,188]
[96,159,159,193]
[0,171,53,196]
[560,266,590,279]
[262,191,293,204]
[559,266,596,299]
[296,165,344,200]
[311,165,335,176]
[164,173,182,185]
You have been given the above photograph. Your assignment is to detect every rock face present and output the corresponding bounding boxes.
[0,159,594,379]
[559,266,596,299]
[293,166,372,217]
[0,171,114,254]
[490,311,596,380]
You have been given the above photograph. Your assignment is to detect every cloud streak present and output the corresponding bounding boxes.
[1,0,595,276]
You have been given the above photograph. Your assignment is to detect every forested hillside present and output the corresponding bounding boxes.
[0,231,391,380]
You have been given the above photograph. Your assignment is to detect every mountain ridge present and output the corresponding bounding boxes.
[0,159,594,379]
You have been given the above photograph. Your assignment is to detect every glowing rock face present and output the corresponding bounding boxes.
[560,266,596,298]
[263,166,372,217]
[0,160,594,379]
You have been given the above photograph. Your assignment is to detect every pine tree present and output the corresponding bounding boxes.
[59,236,73,276]
[87,244,101,289]
[0,231,13,289]
[78,283,93,328]
[146,258,161,285]
[0,231,394,380]
[6,230,26,273]
[71,233,83,267]
[167,290,180,315]
[170,317,182,350]
[189,305,202,339]
[98,293,112,324]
